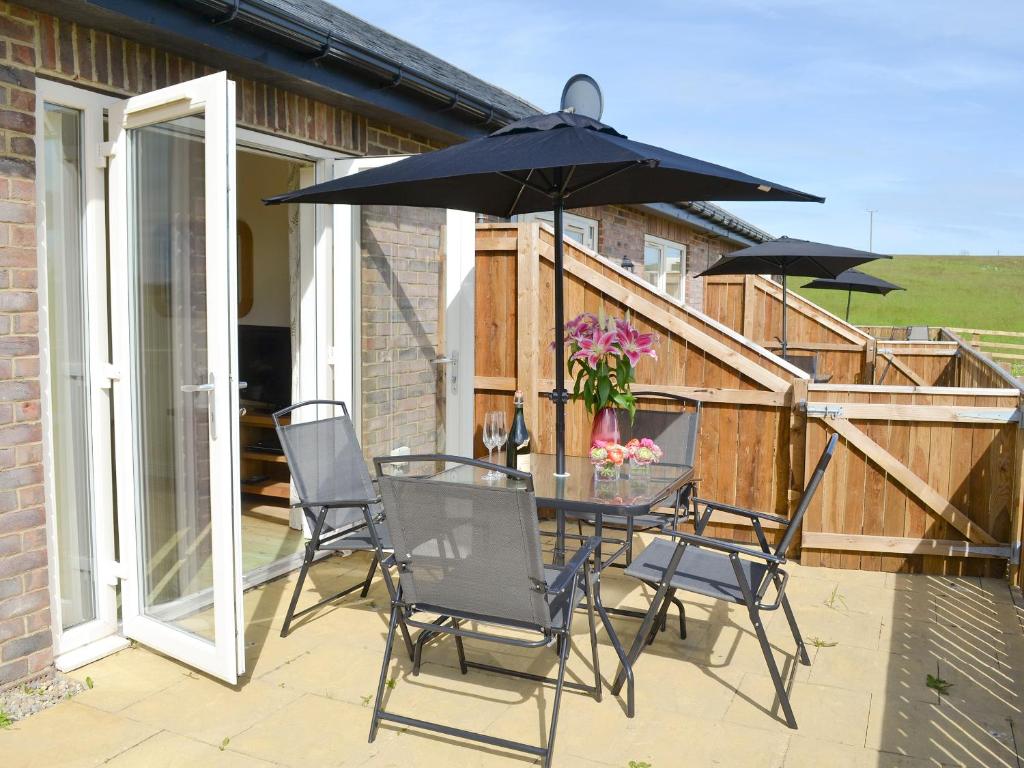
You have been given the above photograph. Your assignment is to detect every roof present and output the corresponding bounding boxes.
[257,0,540,121]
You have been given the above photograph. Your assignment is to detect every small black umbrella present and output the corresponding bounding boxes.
[802,268,903,321]
[268,111,823,476]
[699,237,889,356]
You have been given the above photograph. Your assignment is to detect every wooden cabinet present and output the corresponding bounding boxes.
[239,411,291,502]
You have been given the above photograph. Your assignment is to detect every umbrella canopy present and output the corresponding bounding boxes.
[802,268,903,294]
[267,112,823,214]
[699,237,889,355]
[267,111,824,476]
[802,268,903,321]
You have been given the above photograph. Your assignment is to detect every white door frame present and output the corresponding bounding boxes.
[35,79,123,669]
[332,157,476,456]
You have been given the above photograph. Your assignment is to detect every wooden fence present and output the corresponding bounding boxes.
[474,224,1024,580]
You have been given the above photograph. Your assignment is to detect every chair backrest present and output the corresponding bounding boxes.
[908,325,930,341]
[782,354,818,379]
[375,456,551,629]
[274,400,375,534]
[618,392,701,468]
[775,433,840,558]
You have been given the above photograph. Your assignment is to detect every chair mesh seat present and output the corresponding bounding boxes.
[320,520,391,552]
[624,538,769,604]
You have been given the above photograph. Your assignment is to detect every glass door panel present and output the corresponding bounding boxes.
[109,73,242,683]
[43,104,97,631]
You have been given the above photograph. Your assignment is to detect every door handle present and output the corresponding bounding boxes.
[181,373,216,440]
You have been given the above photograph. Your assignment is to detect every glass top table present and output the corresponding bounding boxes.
[429,453,694,517]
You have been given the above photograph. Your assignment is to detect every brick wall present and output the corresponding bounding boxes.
[359,205,444,460]
[0,2,49,687]
[572,204,740,312]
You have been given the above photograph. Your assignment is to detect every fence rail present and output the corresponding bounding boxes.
[947,327,1024,366]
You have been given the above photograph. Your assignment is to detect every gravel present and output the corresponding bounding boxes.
[0,672,86,726]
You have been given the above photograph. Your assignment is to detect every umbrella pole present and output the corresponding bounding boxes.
[845,289,852,322]
[781,273,788,357]
[552,199,569,477]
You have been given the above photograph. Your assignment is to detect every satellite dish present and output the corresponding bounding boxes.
[560,74,603,121]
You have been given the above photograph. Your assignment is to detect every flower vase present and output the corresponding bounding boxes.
[590,406,620,447]
[593,463,620,483]
[628,458,652,480]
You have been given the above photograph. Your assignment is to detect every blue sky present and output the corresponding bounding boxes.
[336,0,1023,254]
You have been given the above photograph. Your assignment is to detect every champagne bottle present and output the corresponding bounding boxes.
[505,390,531,473]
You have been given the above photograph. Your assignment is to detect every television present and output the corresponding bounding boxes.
[238,325,292,411]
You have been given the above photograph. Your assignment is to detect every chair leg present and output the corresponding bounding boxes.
[748,604,798,729]
[670,592,687,640]
[452,619,469,675]
[625,518,635,566]
[780,592,810,665]
[647,590,674,646]
[368,603,400,743]
[584,568,602,702]
[542,584,577,768]
[280,545,316,638]
[412,632,426,676]
[359,553,379,598]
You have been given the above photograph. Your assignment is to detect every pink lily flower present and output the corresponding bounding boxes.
[572,328,620,367]
[616,324,658,366]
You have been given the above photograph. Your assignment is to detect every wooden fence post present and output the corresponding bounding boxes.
[516,223,541,438]
[1010,406,1024,588]
[742,274,756,339]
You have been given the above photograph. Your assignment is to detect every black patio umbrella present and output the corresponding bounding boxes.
[802,269,903,321]
[267,111,823,476]
[699,237,889,357]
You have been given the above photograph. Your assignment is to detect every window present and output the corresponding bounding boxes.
[642,234,687,301]
[516,211,598,251]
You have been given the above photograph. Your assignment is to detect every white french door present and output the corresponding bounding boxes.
[108,72,244,683]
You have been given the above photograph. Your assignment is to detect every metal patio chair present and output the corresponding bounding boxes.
[369,455,604,768]
[273,400,411,655]
[612,433,840,728]
[570,391,702,562]
[783,353,832,384]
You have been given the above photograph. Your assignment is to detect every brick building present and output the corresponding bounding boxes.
[0,0,770,688]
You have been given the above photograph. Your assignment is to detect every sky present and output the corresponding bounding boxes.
[334,0,1024,255]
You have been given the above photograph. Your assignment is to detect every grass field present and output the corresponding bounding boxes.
[793,255,1024,331]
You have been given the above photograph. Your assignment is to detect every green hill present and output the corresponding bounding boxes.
[792,255,1024,332]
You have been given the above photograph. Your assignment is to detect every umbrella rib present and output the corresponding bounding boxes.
[564,160,649,199]
[503,169,536,218]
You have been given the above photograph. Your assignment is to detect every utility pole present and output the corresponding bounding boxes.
[867,209,878,252]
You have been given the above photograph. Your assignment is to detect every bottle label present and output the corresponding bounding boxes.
[515,439,530,473]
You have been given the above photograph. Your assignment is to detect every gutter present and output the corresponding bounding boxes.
[641,202,770,246]
[180,0,526,128]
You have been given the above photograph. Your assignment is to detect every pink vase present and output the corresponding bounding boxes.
[590,406,620,447]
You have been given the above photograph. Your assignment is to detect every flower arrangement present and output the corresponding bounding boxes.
[563,311,658,421]
[590,441,627,481]
[625,437,664,477]
[625,438,664,466]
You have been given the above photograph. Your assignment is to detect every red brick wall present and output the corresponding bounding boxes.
[0,2,49,687]
[571,204,741,312]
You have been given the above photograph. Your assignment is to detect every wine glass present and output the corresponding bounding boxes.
[482,411,499,478]
[490,411,508,478]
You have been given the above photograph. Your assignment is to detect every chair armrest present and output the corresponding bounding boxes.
[291,497,381,510]
[666,530,785,564]
[545,537,602,596]
[693,498,789,526]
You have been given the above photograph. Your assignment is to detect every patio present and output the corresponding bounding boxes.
[5,539,1022,768]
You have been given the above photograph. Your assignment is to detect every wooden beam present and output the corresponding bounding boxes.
[801,532,1012,559]
[536,241,792,392]
[516,223,541,437]
[533,379,788,406]
[810,384,1023,396]
[947,327,1024,338]
[759,341,866,352]
[808,402,1020,424]
[878,352,927,386]
[475,375,516,391]
[816,416,999,545]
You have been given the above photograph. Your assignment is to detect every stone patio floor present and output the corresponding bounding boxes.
[4,542,1023,768]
